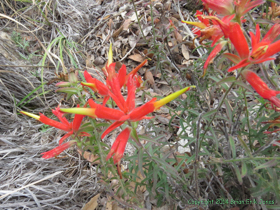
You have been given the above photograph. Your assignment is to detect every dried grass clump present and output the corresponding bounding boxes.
[0,0,110,208]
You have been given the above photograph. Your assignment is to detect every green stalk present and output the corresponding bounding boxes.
[200,68,245,149]
[242,87,252,151]
[131,0,148,45]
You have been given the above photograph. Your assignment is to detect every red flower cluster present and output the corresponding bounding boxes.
[182,1,280,146]
[21,44,195,178]
[182,1,280,110]
[20,105,90,158]
[61,60,194,172]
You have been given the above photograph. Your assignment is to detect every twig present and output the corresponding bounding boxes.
[173,0,205,57]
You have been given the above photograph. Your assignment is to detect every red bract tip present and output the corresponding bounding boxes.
[242,70,280,108]
[106,127,131,164]
[41,141,76,159]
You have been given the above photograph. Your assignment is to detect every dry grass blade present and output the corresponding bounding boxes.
[0,171,63,200]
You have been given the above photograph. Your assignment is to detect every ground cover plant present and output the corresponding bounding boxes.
[1,0,280,209]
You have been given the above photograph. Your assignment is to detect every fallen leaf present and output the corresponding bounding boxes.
[98,14,110,21]
[174,30,182,43]
[181,44,189,60]
[143,49,154,59]
[128,54,145,63]
[106,200,124,210]
[82,194,100,210]
[108,19,113,31]
[86,54,94,68]
[122,19,131,31]
[112,26,123,39]
[77,148,100,164]
[129,169,146,193]
[144,71,155,86]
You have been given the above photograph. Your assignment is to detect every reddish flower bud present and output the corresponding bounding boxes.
[242,70,280,108]
[106,127,131,164]
[41,141,76,159]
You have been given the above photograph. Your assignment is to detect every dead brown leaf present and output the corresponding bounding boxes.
[82,193,100,210]
[143,49,154,59]
[98,14,110,21]
[128,54,145,63]
[122,19,131,31]
[181,44,189,60]
[129,170,146,193]
[106,200,124,210]
[112,26,123,39]
[108,19,113,31]
[77,148,100,164]
[144,71,155,86]
[174,30,182,43]
[86,54,94,68]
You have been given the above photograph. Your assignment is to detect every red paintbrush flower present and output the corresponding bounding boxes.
[106,127,131,164]
[203,41,227,76]
[41,140,76,159]
[106,127,131,179]
[221,23,280,72]
[234,0,265,21]
[242,70,280,108]
[181,11,233,46]
[61,84,195,139]
[21,105,88,145]
[201,0,234,16]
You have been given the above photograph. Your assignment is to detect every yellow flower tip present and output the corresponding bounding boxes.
[60,108,96,118]
[20,111,40,120]
[81,82,96,88]
[153,86,194,110]
[181,21,206,29]
[108,42,113,65]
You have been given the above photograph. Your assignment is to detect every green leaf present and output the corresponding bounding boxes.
[216,76,236,85]
[241,162,247,177]
[209,76,229,90]
[229,136,236,159]
[202,110,217,119]
[138,148,145,177]
[17,82,47,107]
[237,135,252,156]
[235,81,254,92]
[254,159,277,170]
[233,163,242,184]
[224,99,232,122]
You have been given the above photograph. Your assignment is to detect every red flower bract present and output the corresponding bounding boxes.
[242,70,280,108]
[41,141,76,159]
[221,23,280,72]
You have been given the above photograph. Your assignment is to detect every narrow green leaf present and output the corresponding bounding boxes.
[229,136,236,159]
[233,163,243,184]
[216,76,236,85]
[235,81,254,92]
[254,159,277,170]
[138,148,145,178]
[20,90,51,107]
[237,135,251,156]
[241,162,247,177]
[224,99,232,122]
[17,82,46,107]
[202,110,217,119]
